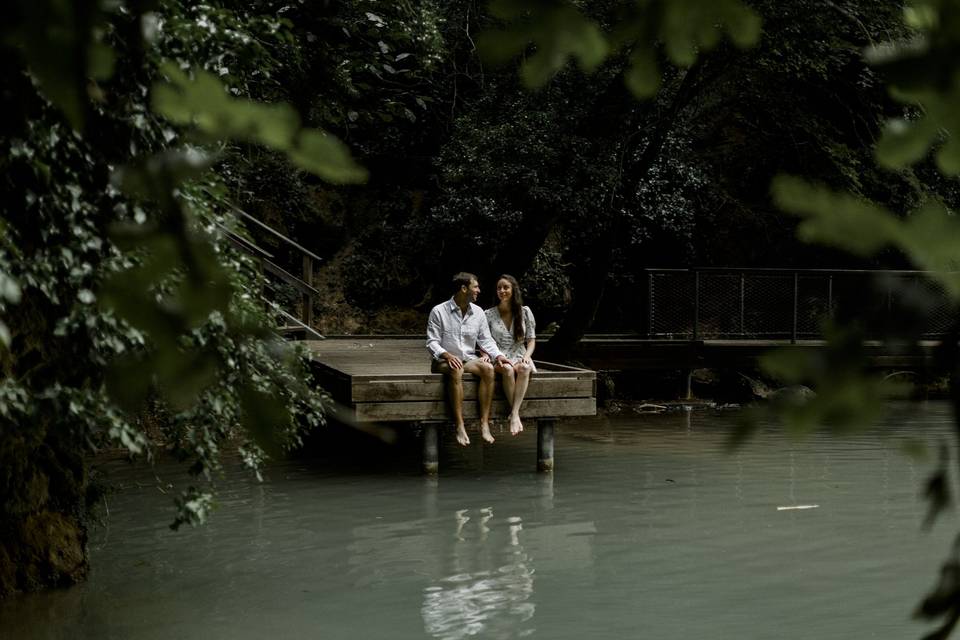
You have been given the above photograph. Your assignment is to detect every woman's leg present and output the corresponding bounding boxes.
[509,362,532,435]
[496,362,516,410]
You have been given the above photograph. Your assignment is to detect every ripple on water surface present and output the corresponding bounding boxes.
[0,402,956,640]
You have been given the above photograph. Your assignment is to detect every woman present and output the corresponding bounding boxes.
[484,274,536,436]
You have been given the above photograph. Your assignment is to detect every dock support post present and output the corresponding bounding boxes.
[537,419,556,472]
[422,422,439,474]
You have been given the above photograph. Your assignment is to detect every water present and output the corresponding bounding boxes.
[2,402,958,639]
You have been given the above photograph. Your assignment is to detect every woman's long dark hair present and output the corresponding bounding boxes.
[497,274,525,341]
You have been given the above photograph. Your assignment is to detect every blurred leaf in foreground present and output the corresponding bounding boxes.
[152,63,368,184]
[773,176,960,299]
[478,0,759,99]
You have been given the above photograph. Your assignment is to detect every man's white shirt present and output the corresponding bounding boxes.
[426,298,503,362]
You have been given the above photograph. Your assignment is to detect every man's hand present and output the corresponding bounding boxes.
[442,352,463,370]
[495,355,510,366]
[479,353,491,363]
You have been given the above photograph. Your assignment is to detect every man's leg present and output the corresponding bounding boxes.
[463,359,496,443]
[435,360,469,445]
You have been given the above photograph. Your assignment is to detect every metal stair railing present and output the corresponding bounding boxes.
[214,207,325,340]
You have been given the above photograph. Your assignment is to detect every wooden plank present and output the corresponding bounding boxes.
[307,361,353,402]
[351,376,594,402]
[353,397,596,422]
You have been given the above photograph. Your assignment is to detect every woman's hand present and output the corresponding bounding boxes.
[521,355,533,366]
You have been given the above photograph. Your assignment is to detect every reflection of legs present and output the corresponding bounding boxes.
[464,359,496,443]
[509,363,533,435]
[436,361,469,445]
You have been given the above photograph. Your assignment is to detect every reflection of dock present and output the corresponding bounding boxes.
[305,338,597,473]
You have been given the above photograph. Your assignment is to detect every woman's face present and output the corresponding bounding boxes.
[496,279,513,303]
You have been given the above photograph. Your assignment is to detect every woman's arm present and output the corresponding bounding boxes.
[522,306,536,363]
[523,338,536,363]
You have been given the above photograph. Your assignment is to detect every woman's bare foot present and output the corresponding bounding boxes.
[480,422,495,443]
[456,424,470,446]
[509,414,524,435]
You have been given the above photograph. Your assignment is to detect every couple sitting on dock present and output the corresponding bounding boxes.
[426,272,537,446]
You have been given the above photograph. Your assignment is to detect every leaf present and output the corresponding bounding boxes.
[478,3,608,88]
[0,271,22,303]
[478,0,758,98]
[875,117,941,169]
[660,0,761,66]
[112,148,215,200]
[624,47,661,99]
[288,129,369,184]
[152,65,300,148]
[0,321,11,348]
[88,41,116,81]
[10,0,87,129]
[152,63,366,184]
[771,176,900,256]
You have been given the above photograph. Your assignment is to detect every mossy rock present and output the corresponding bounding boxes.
[16,511,88,592]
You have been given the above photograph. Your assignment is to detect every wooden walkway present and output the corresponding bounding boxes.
[304,338,597,473]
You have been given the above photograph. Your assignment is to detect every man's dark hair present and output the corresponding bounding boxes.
[452,272,477,292]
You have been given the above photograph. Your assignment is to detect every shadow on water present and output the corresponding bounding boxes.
[297,418,426,475]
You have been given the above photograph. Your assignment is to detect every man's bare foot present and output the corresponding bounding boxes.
[456,425,470,446]
[509,415,524,436]
[480,422,495,444]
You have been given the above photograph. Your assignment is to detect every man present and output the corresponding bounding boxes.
[426,272,509,446]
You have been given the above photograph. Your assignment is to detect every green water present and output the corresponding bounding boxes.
[2,403,957,639]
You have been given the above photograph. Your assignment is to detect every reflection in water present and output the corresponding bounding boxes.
[2,403,955,640]
[422,509,535,640]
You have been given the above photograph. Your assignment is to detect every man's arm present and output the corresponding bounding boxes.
[476,314,505,363]
[426,307,447,360]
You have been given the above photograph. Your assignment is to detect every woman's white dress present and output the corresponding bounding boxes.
[484,306,536,372]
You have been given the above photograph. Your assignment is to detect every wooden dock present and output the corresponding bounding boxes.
[304,338,597,473]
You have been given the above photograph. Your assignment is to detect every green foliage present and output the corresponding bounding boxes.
[763,3,960,636]
[773,176,960,298]
[0,0,346,537]
[478,0,759,98]
[479,0,608,88]
[152,64,367,183]
[868,0,960,174]
[1,0,116,130]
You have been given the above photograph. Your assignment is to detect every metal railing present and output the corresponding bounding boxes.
[216,206,324,340]
[645,268,956,342]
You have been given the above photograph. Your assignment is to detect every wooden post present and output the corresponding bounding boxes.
[537,419,556,472]
[302,255,314,329]
[422,422,439,475]
[791,271,799,344]
[692,270,700,341]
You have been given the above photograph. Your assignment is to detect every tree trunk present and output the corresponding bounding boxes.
[546,56,716,358]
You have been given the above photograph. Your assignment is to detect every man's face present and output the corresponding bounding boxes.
[467,279,480,302]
